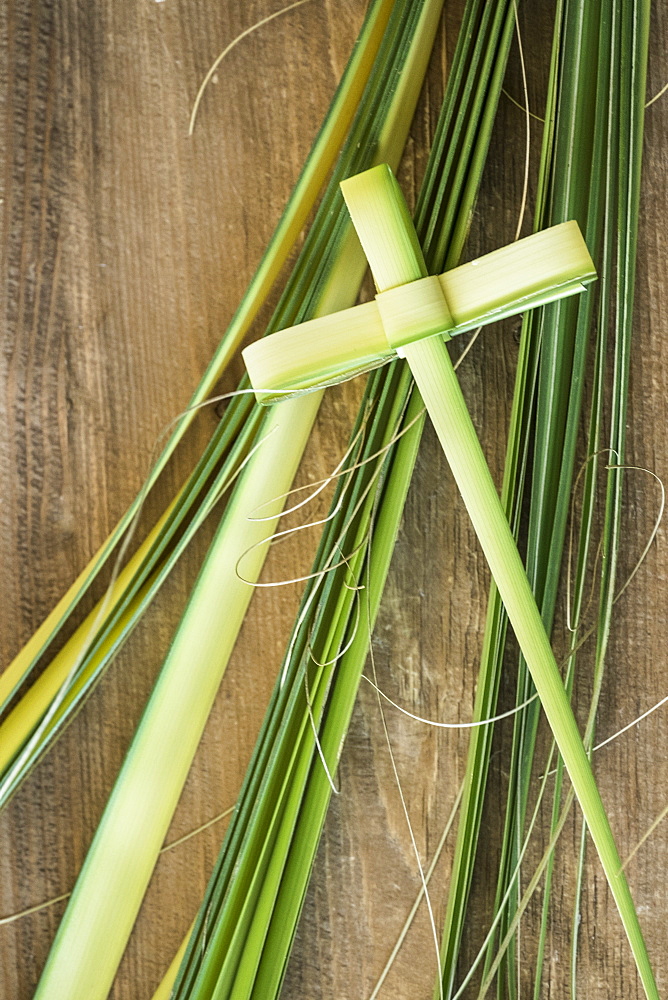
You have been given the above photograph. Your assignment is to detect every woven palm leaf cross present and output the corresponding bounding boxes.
[243,163,595,402]
[241,166,659,985]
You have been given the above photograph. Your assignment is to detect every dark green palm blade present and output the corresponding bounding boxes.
[438,2,517,268]
[498,2,616,986]
[437,0,571,991]
[417,0,500,239]
[421,1,515,266]
[512,0,604,800]
[531,3,619,992]
[593,0,650,723]
[567,0,652,989]
[484,4,610,989]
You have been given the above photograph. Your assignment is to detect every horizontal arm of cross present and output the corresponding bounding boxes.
[243,181,595,403]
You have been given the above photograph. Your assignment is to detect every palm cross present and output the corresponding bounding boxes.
[242,163,656,989]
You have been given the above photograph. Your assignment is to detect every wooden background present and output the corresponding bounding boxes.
[1,1,666,997]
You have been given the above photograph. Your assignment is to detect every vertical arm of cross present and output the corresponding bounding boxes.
[340,164,658,998]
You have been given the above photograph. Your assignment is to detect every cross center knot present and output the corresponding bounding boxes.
[375,274,453,353]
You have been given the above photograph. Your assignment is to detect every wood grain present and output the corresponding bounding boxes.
[1,1,666,998]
